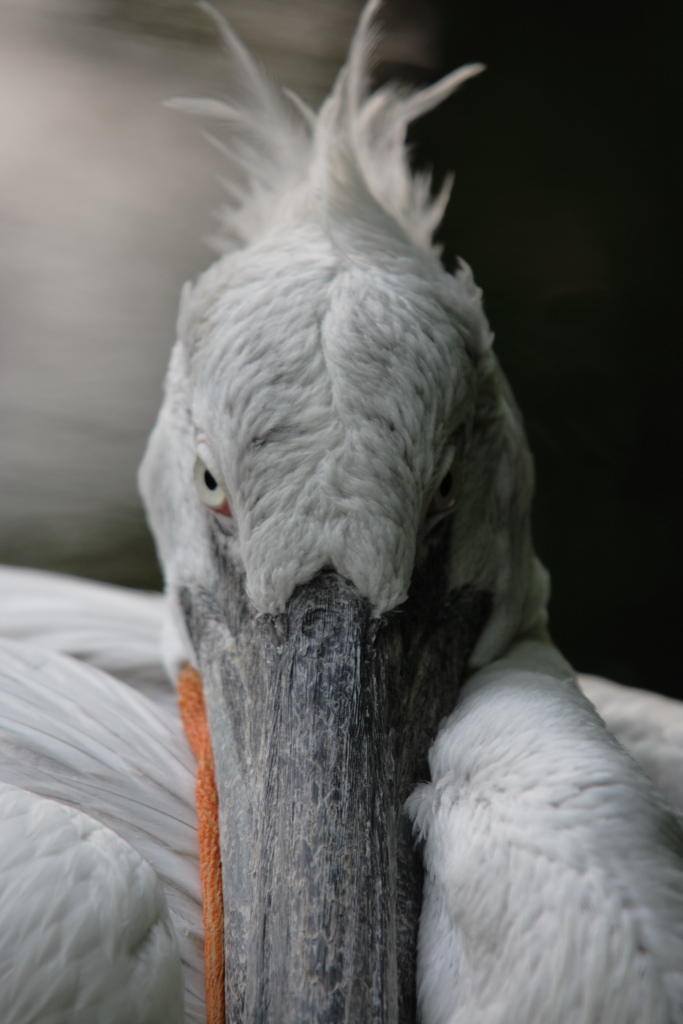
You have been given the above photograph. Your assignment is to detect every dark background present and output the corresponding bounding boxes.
[407,0,683,693]
[1,0,681,694]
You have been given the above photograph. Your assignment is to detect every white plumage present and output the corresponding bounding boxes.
[141,0,548,677]
[0,572,205,1023]
[2,564,683,1021]
[0,564,171,704]
[1,1,683,1021]
[0,781,182,1024]
[410,639,683,1024]
[580,677,683,814]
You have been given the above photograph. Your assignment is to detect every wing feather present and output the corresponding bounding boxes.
[0,638,205,1023]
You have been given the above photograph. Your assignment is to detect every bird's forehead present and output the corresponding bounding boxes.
[185,235,479,613]
[191,235,474,458]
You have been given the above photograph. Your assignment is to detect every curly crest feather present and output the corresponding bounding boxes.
[168,0,483,254]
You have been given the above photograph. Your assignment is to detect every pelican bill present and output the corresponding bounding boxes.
[181,531,490,1024]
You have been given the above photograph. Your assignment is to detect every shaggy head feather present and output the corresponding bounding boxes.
[169,0,483,256]
[140,0,549,664]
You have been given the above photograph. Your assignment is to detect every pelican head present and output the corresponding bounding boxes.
[139,1,549,1019]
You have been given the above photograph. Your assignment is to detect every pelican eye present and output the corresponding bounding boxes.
[193,456,232,517]
[427,451,462,519]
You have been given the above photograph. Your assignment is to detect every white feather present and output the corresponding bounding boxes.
[0,783,183,1024]
[0,636,204,1023]
[0,564,172,701]
[175,0,483,258]
[408,640,683,1024]
[169,0,314,253]
[580,675,683,814]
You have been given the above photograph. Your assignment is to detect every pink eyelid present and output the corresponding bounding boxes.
[214,497,232,517]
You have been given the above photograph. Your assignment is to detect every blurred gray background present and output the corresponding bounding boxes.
[1,0,681,693]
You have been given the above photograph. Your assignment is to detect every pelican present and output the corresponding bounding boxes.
[2,2,683,1022]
